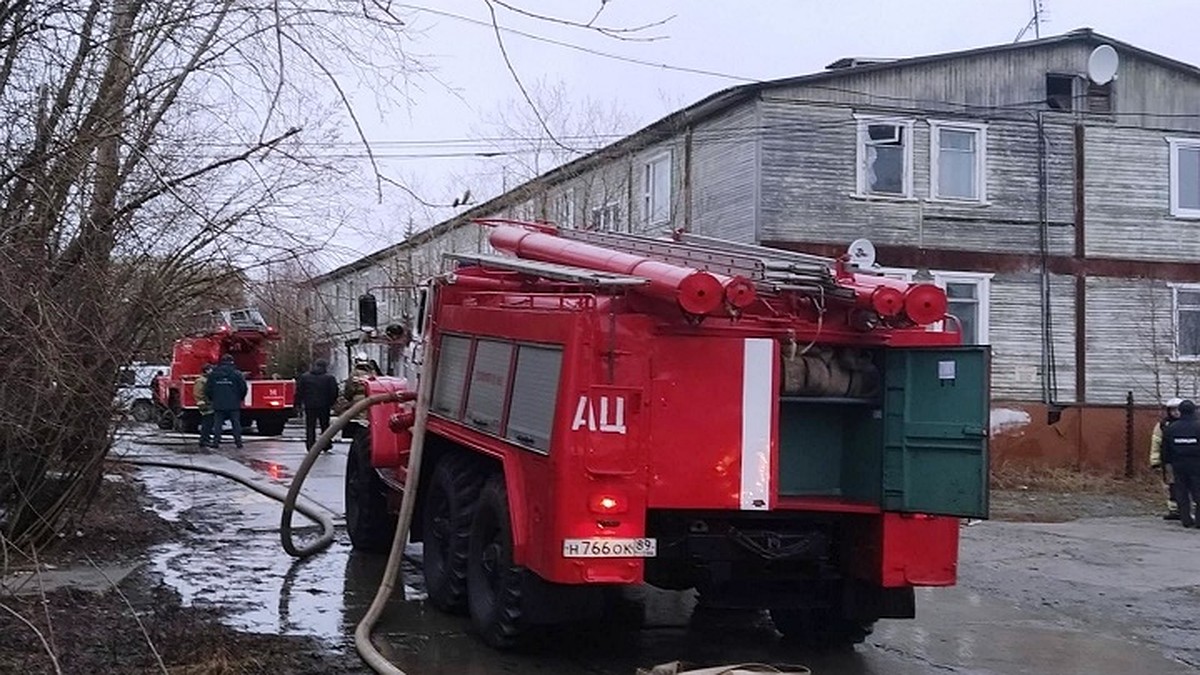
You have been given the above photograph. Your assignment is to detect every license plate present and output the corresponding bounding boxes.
[562,538,657,558]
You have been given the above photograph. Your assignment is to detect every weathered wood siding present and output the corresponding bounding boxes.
[1085,125,1200,262]
[766,41,1200,127]
[1084,276,1200,405]
[689,102,760,242]
[756,100,1076,255]
[989,272,1077,402]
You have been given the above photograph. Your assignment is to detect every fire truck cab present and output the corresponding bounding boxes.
[346,222,989,649]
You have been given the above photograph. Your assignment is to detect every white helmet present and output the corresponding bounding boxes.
[1165,397,1184,408]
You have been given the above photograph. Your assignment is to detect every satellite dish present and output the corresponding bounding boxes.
[1087,45,1119,84]
[847,238,877,268]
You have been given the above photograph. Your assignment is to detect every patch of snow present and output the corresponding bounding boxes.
[990,408,1031,435]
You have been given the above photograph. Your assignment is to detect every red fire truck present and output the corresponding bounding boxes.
[155,307,295,436]
[347,222,989,648]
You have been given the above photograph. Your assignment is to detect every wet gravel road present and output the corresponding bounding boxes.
[118,428,1200,675]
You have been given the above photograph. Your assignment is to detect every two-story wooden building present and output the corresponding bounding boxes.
[310,29,1200,469]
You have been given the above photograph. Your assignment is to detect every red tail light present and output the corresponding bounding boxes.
[589,493,627,514]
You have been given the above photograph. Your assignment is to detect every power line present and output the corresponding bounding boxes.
[394,3,761,84]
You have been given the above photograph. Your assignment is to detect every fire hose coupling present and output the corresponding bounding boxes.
[385,390,419,432]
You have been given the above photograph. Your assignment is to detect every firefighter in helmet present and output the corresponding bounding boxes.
[1150,397,1183,520]
[195,363,216,449]
[336,353,376,439]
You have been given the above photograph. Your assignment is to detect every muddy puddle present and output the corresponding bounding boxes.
[119,431,1199,674]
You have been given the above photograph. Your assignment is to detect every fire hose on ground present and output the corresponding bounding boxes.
[116,388,428,675]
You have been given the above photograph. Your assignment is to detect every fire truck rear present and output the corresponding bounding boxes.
[156,307,295,436]
[348,222,989,649]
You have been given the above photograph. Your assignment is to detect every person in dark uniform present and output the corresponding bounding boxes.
[296,359,339,451]
[1163,399,1200,528]
[205,354,248,450]
[1150,398,1183,520]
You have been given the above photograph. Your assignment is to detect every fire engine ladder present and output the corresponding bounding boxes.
[444,252,651,288]
[555,228,853,299]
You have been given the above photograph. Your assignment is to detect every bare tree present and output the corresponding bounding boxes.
[252,258,320,378]
[0,0,420,548]
[448,77,637,218]
[1137,277,1200,404]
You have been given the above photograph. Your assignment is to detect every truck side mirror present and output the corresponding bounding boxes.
[358,293,378,331]
[415,287,429,337]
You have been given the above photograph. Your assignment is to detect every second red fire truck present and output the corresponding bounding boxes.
[155,307,295,436]
[346,222,989,648]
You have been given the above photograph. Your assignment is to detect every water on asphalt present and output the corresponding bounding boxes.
[118,428,1199,675]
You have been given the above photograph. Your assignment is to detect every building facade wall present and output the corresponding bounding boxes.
[308,36,1200,414]
[688,102,760,242]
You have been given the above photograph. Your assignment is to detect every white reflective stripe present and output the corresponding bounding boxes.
[741,338,773,510]
[243,381,253,406]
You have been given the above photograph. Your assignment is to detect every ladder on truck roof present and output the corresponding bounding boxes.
[444,252,650,288]
[554,228,854,298]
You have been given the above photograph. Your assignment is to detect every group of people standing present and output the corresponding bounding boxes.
[188,352,380,453]
[295,354,380,452]
[1150,397,1200,528]
[193,354,249,449]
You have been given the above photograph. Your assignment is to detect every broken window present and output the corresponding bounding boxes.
[857,119,910,196]
[1046,74,1075,111]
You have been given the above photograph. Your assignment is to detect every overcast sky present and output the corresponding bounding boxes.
[321,0,1200,271]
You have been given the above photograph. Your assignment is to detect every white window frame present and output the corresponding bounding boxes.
[875,267,991,344]
[929,120,988,204]
[642,151,672,225]
[591,202,622,232]
[556,189,576,227]
[1168,137,1200,219]
[1171,283,1200,361]
[854,115,915,199]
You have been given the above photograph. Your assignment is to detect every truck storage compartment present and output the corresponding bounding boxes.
[777,346,990,519]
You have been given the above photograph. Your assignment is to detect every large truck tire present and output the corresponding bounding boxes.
[345,431,396,553]
[769,607,874,648]
[467,473,526,649]
[255,414,287,436]
[422,453,485,614]
[156,408,174,430]
[131,400,155,423]
[176,410,201,434]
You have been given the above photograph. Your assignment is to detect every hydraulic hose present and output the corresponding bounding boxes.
[113,456,336,546]
[279,392,406,558]
[352,346,436,675]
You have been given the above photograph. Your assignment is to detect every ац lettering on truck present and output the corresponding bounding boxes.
[346,221,989,649]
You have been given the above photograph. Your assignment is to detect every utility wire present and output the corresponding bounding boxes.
[394,2,760,83]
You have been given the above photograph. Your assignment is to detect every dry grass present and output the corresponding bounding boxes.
[990,462,1162,500]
